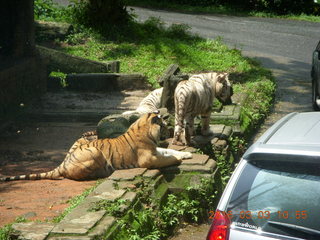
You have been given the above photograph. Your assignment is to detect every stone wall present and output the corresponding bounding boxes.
[0,56,47,121]
[9,100,244,239]
[0,0,47,122]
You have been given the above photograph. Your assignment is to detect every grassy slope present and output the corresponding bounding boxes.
[60,18,275,133]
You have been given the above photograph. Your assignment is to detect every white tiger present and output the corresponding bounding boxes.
[172,72,233,146]
[122,88,163,115]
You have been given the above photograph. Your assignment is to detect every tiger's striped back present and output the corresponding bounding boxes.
[173,72,232,146]
[122,88,163,115]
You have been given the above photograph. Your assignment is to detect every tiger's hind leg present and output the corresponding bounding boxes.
[185,115,196,146]
[201,112,213,136]
[172,110,187,146]
[172,124,185,146]
[61,147,110,180]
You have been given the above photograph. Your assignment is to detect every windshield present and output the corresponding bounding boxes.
[226,160,320,239]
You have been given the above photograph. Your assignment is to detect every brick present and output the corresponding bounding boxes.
[88,216,116,238]
[52,211,106,234]
[91,179,126,201]
[181,154,209,165]
[143,169,161,179]
[109,168,147,181]
[221,126,233,139]
[48,237,91,240]
[11,222,54,240]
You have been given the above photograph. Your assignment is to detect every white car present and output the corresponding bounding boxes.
[207,112,320,240]
[312,40,320,110]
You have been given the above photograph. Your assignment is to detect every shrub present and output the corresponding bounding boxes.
[69,0,133,30]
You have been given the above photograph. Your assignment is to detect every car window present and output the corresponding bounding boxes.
[316,41,320,51]
[226,161,320,239]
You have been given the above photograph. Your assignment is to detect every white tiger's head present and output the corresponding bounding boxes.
[215,73,233,105]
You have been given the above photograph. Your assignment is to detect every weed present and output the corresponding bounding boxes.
[52,179,103,223]
[89,198,130,218]
[0,217,27,240]
[49,71,68,88]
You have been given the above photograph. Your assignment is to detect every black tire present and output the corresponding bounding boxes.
[312,78,320,111]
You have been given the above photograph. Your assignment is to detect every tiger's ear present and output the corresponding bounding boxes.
[217,73,228,83]
[153,110,160,114]
[151,114,162,125]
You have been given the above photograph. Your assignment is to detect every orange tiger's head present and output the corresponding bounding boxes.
[130,110,169,143]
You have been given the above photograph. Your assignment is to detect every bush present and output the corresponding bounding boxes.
[146,0,316,15]
[230,0,316,15]
[69,0,133,30]
[34,0,69,21]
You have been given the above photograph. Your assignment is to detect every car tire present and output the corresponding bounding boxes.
[312,78,320,111]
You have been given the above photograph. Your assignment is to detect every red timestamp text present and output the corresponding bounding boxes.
[208,210,308,220]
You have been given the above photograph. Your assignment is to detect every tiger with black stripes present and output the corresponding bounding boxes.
[173,72,233,146]
[122,88,163,115]
[0,111,192,181]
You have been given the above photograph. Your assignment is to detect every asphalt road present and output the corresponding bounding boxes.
[132,7,318,70]
[131,7,320,139]
[130,6,320,239]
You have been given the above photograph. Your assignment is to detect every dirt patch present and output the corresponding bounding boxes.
[0,122,97,227]
[0,89,147,227]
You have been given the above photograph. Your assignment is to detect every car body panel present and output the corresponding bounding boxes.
[209,112,320,240]
[229,228,304,240]
[312,41,320,109]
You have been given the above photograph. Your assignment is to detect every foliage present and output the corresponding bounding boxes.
[52,180,103,223]
[0,217,27,240]
[128,0,320,20]
[89,198,130,217]
[230,0,316,15]
[49,71,68,88]
[34,0,70,22]
[112,177,217,240]
[62,17,263,87]
[67,0,133,32]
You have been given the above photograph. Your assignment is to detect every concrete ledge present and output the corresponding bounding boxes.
[9,92,242,239]
[37,45,120,74]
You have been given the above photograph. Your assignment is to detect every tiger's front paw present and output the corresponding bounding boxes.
[172,139,185,146]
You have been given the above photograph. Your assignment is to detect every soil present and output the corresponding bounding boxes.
[0,90,145,227]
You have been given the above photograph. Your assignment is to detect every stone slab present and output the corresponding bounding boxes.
[91,179,126,201]
[88,216,116,238]
[109,168,147,181]
[221,126,233,139]
[49,237,91,240]
[181,153,209,165]
[143,169,161,179]
[210,124,225,136]
[12,222,54,240]
[161,158,216,174]
[52,211,106,234]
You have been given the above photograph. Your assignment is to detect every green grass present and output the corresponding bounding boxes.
[0,217,27,240]
[52,15,275,133]
[60,18,257,88]
[127,0,320,22]
[52,179,103,223]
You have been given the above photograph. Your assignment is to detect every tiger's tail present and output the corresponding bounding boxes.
[0,167,63,182]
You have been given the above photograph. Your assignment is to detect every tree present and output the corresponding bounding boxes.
[71,0,132,30]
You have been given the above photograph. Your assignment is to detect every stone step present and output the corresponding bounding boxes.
[48,73,148,91]
[37,45,120,74]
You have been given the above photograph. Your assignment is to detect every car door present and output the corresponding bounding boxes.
[313,41,320,96]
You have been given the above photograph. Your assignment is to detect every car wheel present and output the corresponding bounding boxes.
[312,78,320,111]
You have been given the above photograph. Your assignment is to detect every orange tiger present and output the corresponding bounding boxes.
[0,111,192,181]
